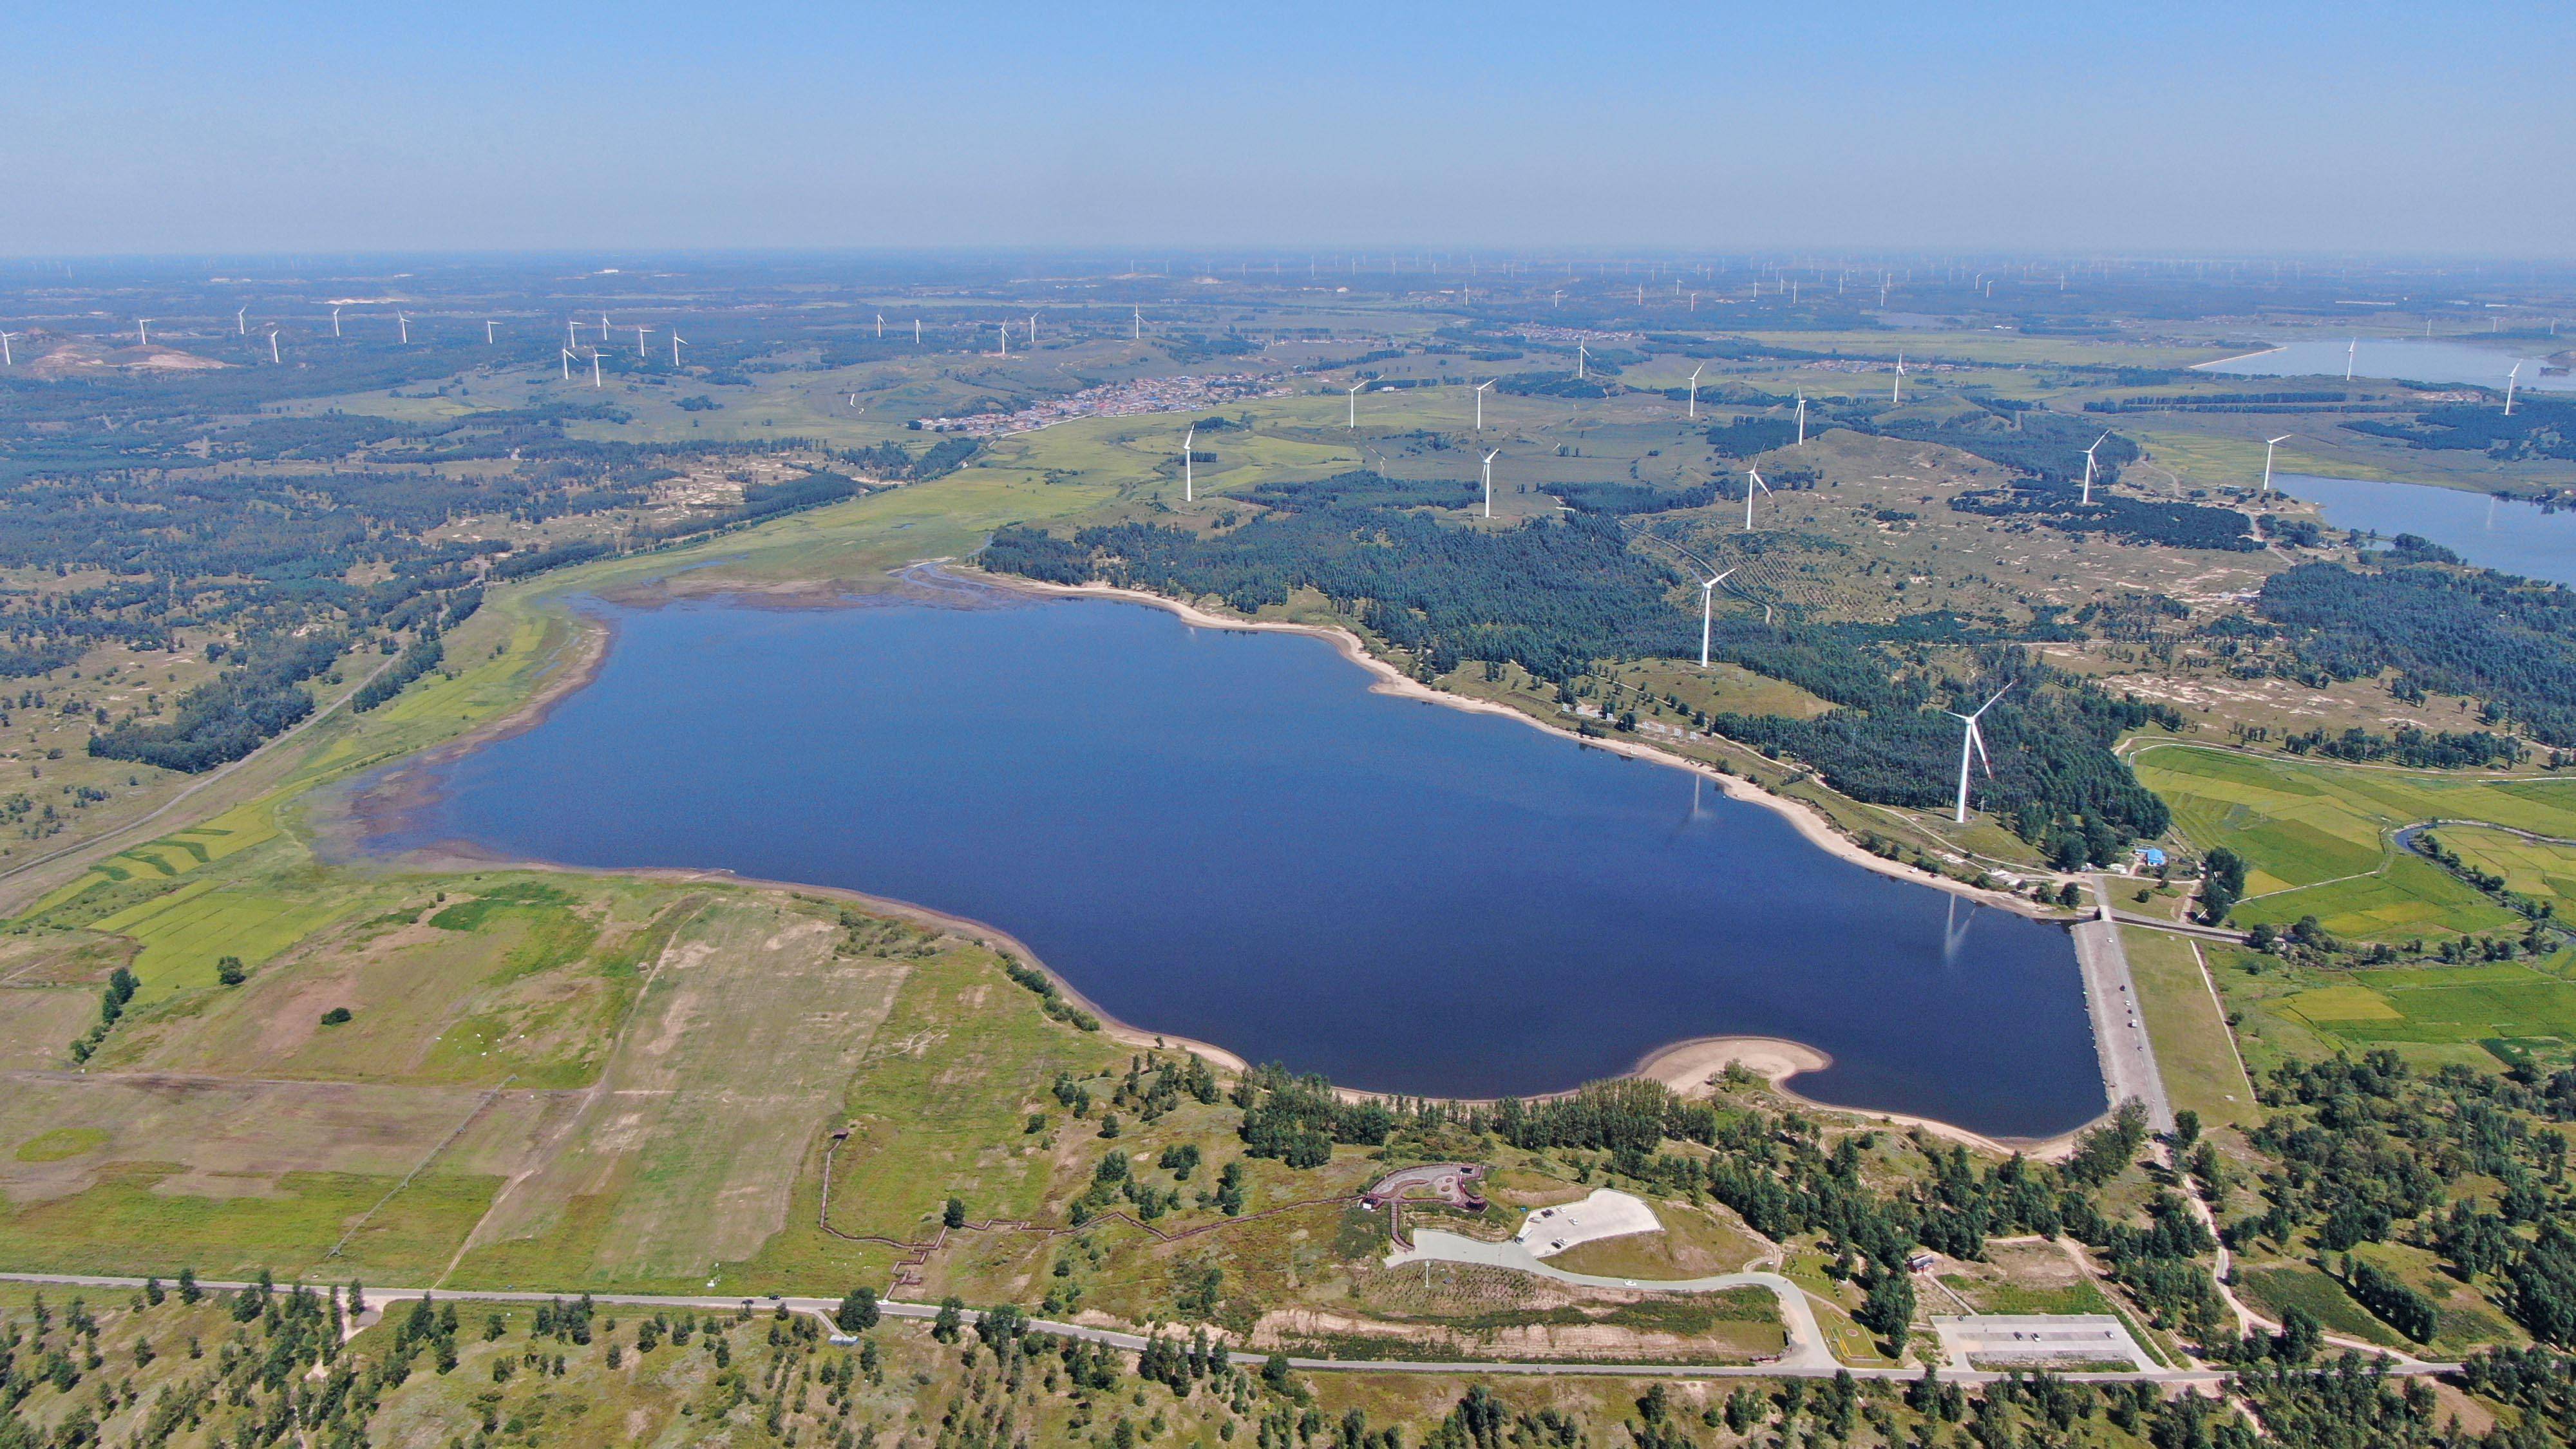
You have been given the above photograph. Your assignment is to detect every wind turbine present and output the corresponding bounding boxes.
[1948,683,2014,824]
[1481,449,1499,519]
[235,306,247,336]
[1132,306,1141,341]
[914,319,922,345]
[589,349,604,389]
[996,323,1008,357]
[396,312,409,345]
[599,312,611,343]
[875,313,884,338]
[1028,312,1038,343]
[2345,337,2356,382]
[1891,353,1905,404]
[485,319,498,344]
[266,329,280,364]
[2080,432,2109,505]
[2260,434,2292,497]
[1575,342,1589,381]
[1347,380,1366,429]
[1697,567,1738,667]
[0,332,17,366]
[136,318,152,346]
[1687,363,1704,420]
[560,347,574,381]
[670,332,687,366]
[567,318,580,349]
[2505,362,2522,416]
[1743,466,1772,531]
[1473,377,1495,430]
[1182,424,1195,502]
[1795,392,1807,446]
[332,306,343,338]
[633,325,652,358]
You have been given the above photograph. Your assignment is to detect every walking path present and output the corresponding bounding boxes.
[1385,1229,1836,1370]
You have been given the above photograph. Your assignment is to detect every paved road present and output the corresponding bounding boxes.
[2077,882,2174,1133]
[0,1272,2457,1385]
[2107,910,2246,945]
[1388,1229,1833,1370]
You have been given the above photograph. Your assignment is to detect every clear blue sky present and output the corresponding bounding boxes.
[8,1,2568,258]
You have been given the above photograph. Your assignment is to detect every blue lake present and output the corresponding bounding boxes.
[2277,474,2576,589]
[2198,337,2572,393]
[357,584,2105,1138]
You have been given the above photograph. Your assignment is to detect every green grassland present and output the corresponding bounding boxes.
[2119,927,2258,1128]
[2130,740,2575,938]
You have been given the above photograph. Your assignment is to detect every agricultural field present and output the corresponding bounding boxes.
[2129,740,2576,940]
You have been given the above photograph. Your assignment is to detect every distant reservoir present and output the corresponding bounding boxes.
[2276,474,2576,589]
[2197,336,2572,393]
[355,583,2105,1138]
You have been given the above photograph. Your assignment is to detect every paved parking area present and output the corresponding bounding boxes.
[1932,1313,2159,1372]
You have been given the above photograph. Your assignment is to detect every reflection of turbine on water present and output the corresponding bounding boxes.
[1667,774,1718,844]
[1941,893,1976,969]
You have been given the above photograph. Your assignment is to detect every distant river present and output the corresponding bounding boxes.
[2197,337,2572,392]
[355,582,2104,1138]
[2276,474,2576,588]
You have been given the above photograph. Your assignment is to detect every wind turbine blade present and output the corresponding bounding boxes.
[1974,679,2016,717]
[1969,722,1994,777]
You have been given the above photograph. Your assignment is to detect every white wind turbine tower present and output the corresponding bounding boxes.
[1891,353,1905,404]
[1795,393,1807,446]
[397,312,409,344]
[1575,342,1589,381]
[2504,362,2522,416]
[265,329,281,363]
[996,323,1009,358]
[633,325,652,358]
[1028,312,1038,343]
[485,320,498,343]
[560,348,574,381]
[1347,380,1366,428]
[1182,424,1195,502]
[1481,449,1499,519]
[669,332,687,366]
[1473,377,1495,430]
[914,319,922,345]
[875,314,884,338]
[599,312,611,343]
[2260,433,2293,497]
[1742,466,1772,531]
[1687,363,1704,420]
[2345,337,2357,382]
[589,349,605,389]
[332,306,343,338]
[566,318,579,349]
[1697,567,1738,667]
[2080,432,2109,505]
[0,332,15,367]
[1132,306,1141,341]
[236,307,247,336]
[136,319,152,346]
[1948,682,2014,823]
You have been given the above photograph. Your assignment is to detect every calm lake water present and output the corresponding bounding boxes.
[2198,337,2572,392]
[359,584,2105,1137]
[2277,474,2576,588]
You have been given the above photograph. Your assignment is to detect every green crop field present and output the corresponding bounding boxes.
[2130,741,2576,940]
[2120,928,2257,1128]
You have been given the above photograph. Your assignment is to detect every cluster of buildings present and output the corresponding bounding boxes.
[913,372,1287,436]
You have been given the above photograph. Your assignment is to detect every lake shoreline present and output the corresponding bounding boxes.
[317,567,2114,1148]
[969,566,2062,923]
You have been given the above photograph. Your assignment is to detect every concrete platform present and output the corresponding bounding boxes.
[1932,1313,2158,1372]
[1515,1188,1662,1258]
